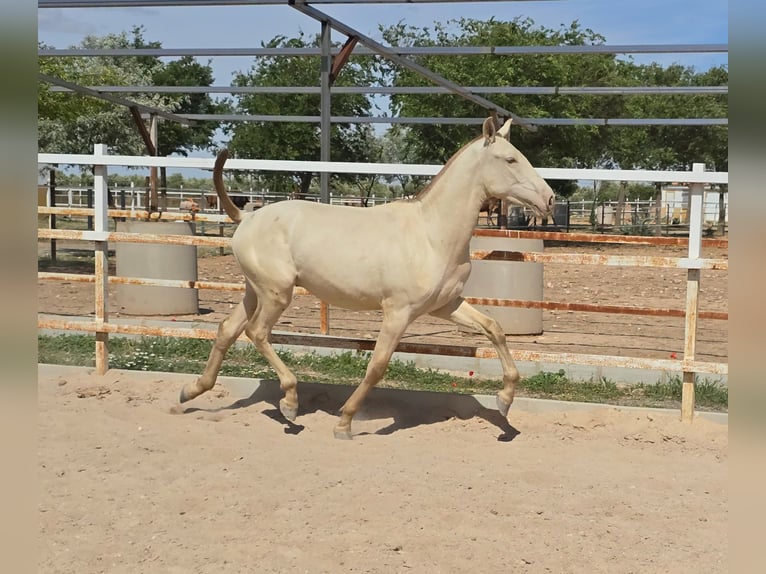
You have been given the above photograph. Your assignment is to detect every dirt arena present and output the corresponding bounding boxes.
[39,364,727,573]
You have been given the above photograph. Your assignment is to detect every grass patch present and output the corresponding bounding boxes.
[38,334,728,412]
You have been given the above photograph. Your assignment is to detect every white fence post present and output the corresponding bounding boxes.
[681,163,705,422]
[93,143,110,375]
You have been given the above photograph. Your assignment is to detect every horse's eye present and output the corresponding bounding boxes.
[506,157,517,164]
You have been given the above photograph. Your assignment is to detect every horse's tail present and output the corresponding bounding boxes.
[212,149,242,224]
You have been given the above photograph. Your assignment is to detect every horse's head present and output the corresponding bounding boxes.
[478,117,555,219]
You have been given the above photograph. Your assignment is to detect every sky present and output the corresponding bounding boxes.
[37,0,728,178]
[38,0,728,85]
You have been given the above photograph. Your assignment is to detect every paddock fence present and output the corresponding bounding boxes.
[37,145,729,422]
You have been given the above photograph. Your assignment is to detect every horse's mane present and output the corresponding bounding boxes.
[404,134,483,203]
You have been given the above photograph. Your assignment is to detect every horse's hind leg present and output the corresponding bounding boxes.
[244,288,300,421]
[179,287,256,403]
[431,298,520,417]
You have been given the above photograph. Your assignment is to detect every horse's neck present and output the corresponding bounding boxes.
[417,151,486,259]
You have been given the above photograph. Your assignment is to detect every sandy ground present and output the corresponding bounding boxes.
[39,365,727,574]
[38,241,728,365]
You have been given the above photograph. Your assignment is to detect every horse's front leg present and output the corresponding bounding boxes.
[334,310,411,439]
[431,298,520,417]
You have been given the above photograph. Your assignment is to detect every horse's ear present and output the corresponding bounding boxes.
[497,118,513,140]
[482,117,496,146]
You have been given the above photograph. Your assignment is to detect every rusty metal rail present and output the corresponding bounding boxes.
[38,205,234,224]
[37,316,727,377]
[40,205,729,249]
[474,228,729,248]
[38,272,728,321]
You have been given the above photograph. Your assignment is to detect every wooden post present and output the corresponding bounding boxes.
[681,164,705,422]
[93,144,110,375]
[320,301,330,335]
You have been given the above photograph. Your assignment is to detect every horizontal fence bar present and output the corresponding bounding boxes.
[38,206,235,224]
[472,250,727,270]
[47,85,729,96]
[37,271,728,321]
[38,272,245,292]
[38,228,231,247]
[37,153,730,184]
[473,229,729,248]
[36,228,727,269]
[39,0,558,9]
[36,317,727,376]
[38,43,727,57]
[463,297,727,321]
[38,208,729,248]
[178,114,728,127]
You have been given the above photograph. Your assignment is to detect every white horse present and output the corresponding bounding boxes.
[179,117,555,439]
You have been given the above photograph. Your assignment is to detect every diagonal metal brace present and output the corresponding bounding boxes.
[39,73,194,126]
[330,35,359,85]
[288,0,536,130]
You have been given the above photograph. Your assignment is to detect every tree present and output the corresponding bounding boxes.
[379,18,620,169]
[151,55,222,189]
[39,27,220,166]
[226,33,379,198]
[607,62,728,172]
[378,126,430,197]
[38,27,167,157]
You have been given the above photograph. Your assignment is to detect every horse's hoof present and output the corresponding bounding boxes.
[333,426,353,440]
[496,394,511,417]
[279,398,298,422]
[179,387,191,404]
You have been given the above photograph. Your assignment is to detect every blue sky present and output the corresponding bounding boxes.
[37,1,728,178]
[39,0,728,85]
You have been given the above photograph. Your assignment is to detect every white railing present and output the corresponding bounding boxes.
[37,145,729,422]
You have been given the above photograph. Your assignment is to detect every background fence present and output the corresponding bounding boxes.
[37,145,728,422]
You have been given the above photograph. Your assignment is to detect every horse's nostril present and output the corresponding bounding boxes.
[548,195,554,207]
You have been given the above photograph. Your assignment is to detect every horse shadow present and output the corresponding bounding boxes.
[182,379,520,442]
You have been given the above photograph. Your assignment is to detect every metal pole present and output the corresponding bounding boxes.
[149,113,159,212]
[93,143,110,375]
[48,168,57,263]
[319,20,332,333]
[681,163,705,422]
[320,20,331,205]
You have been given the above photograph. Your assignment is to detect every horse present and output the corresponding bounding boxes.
[179,117,555,439]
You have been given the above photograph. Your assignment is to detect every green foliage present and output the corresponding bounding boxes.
[380,18,617,168]
[152,56,222,158]
[608,62,728,171]
[636,376,728,410]
[39,26,219,165]
[38,335,727,411]
[226,32,380,197]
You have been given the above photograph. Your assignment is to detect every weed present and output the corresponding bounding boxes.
[37,335,728,411]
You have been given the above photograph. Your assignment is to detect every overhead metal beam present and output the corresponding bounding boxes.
[38,44,728,58]
[180,113,728,126]
[287,0,535,129]
[320,20,332,203]
[39,0,552,8]
[48,85,730,96]
[39,73,195,126]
